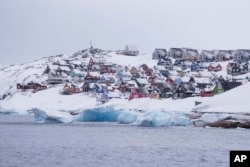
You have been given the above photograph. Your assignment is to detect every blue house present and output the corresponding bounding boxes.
[159,70,169,77]
[96,92,109,104]
[92,84,108,94]
[174,77,183,84]
[115,70,123,79]
[190,62,198,72]
[99,75,106,83]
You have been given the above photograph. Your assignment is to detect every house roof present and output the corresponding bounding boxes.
[217,50,233,58]
[180,82,196,93]
[135,87,149,94]
[209,63,221,68]
[191,77,212,84]
[88,72,100,77]
[169,48,183,52]
[108,92,121,98]
[72,69,84,74]
[153,49,167,55]
[127,80,138,88]
[58,66,71,71]
[201,50,215,59]
[136,78,149,85]
[183,48,199,55]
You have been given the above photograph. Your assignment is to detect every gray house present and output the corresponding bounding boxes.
[152,48,168,59]
[182,48,200,61]
[199,50,215,62]
[234,49,250,62]
[168,48,184,59]
[215,50,234,61]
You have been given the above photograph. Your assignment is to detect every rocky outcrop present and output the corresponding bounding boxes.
[207,120,250,128]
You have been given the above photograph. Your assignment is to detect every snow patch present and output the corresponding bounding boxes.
[31,108,73,124]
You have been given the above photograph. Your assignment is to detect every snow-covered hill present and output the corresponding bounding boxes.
[1,48,250,127]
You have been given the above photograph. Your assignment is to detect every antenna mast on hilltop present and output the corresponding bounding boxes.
[90,40,93,49]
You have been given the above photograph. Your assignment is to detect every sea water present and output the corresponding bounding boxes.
[0,115,249,167]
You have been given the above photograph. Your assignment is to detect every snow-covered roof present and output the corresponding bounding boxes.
[59,66,71,71]
[72,69,84,74]
[156,66,166,71]
[88,72,100,77]
[201,50,215,59]
[136,78,149,85]
[127,80,138,88]
[108,92,121,98]
[181,76,190,82]
[192,77,212,84]
[153,49,167,55]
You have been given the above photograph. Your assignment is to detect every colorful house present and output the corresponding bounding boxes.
[173,82,196,99]
[208,63,222,72]
[190,62,198,71]
[60,84,81,95]
[213,81,225,94]
[84,72,100,83]
[129,88,149,100]
[129,66,138,75]
[17,82,47,93]
[96,93,109,104]
[70,69,84,77]
[148,88,160,99]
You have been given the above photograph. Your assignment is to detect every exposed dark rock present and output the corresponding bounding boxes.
[207,120,250,128]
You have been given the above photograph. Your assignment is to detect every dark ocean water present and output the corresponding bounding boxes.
[0,115,249,167]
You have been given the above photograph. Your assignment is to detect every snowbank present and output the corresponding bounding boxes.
[30,108,73,123]
[193,83,250,113]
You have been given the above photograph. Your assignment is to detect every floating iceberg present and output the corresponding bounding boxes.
[118,110,138,124]
[191,112,235,127]
[30,108,73,124]
[134,111,191,127]
[198,113,232,123]
[26,106,193,127]
[75,107,120,122]
[75,107,191,127]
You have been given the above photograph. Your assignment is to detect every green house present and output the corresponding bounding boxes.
[70,69,84,78]
[213,81,225,94]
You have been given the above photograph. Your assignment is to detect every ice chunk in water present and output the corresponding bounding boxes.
[31,108,73,124]
[75,107,119,122]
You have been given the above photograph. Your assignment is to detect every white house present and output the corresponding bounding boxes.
[124,45,139,56]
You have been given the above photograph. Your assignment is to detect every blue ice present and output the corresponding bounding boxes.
[75,107,120,122]
[75,107,191,127]
[134,111,191,127]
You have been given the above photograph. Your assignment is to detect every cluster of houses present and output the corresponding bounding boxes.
[153,48,250,62]
[15,46,250,104]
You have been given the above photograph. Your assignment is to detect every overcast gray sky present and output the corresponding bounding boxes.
[0,0,250,65]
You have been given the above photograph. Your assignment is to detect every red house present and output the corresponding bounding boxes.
[84,72,100,82]
[166,77,174,85]
[100,65,116,74]
[145,68,152,76]
[208,63,222,72]
[200,90,214,97]
[129,88,149,101]
[17,82,47,93]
